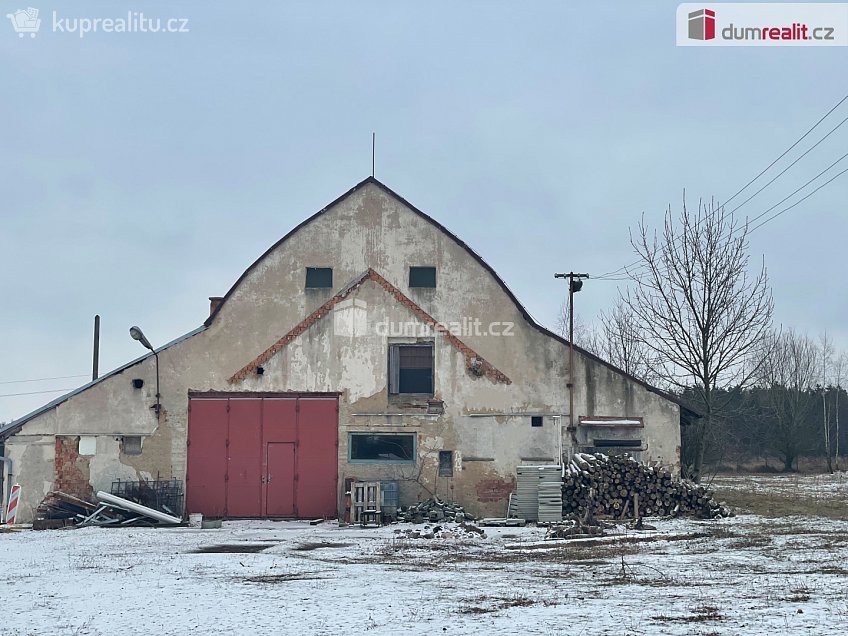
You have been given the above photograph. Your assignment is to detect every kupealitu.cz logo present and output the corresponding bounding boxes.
[6,6,190,39]
[6,7,40,38]
[678,3,846,46]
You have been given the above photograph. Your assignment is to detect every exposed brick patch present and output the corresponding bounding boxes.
[54,436,94,501]
[475,476,516,503]
[228,268,511,386]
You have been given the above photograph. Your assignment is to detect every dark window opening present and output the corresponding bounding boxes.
[593,439,642,448]
[409,266,436,288]
[305,267,333,288]
[389,343,434,394]
[438,450,454,477]
[121,436,143,456]
[350,433,415,463]
[531,416,543,428]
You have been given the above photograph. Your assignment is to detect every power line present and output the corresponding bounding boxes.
[723,94,848,206]
[746,150,848,229]
[727,113,848,216]
[0,388,76,398]
[0,374,89,386]
[593,94,848,281]
[750,165,848,234]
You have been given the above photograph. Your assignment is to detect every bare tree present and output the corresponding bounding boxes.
[757,329,819,471]
[623,198,773,480]
[555,298,600,354]
[594,299,660,385]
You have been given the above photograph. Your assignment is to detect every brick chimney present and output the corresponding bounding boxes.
[209,296,224,316]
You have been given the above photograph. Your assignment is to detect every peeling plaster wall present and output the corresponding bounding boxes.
[6,182,682,520]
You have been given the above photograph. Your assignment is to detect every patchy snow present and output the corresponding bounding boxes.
[2,480,848,635]
[710,471,848,501]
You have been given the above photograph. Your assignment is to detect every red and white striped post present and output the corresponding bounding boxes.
[5,484,21,524]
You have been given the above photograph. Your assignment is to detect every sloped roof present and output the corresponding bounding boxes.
[0,327,205,440]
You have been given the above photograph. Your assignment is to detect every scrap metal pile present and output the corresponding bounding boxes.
[33,479,185,529]
[563,453,731,520]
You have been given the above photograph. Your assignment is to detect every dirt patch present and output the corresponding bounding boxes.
[653,604,724,623]
[458,595,538,614]
[192,544,275,554]
[291,541,353,551]
[242,573,324,583]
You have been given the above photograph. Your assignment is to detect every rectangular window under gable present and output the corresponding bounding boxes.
[409,266,436,288]
[389,343,434,395]
[305,267,333,288]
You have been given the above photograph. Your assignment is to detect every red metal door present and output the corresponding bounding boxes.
[296,398,338,518]
[187,395,338,519]
[186,399,228,516]
[226,398,263,517]
[261,398,297,443]
[265,442,295,516]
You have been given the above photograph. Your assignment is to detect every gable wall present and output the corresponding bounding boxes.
[5,182,680,520]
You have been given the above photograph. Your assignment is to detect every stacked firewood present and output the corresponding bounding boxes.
[562,453,730,520]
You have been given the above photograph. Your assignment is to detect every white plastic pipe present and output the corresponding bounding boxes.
[96,490,181,524]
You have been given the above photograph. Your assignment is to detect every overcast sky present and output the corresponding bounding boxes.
[1,1,846,423]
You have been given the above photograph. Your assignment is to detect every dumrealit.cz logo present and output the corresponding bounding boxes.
[688,8,716,40]
[677,3,848,46]
[6,7,190,39]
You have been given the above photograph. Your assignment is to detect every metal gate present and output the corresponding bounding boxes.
[185,395,338,518]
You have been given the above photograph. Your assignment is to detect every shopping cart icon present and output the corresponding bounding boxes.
[6,7,41,38]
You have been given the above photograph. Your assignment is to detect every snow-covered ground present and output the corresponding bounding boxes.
[2,476,848,635]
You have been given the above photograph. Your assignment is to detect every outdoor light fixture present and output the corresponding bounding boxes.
[129,326,153,350]
[129,325,160,419]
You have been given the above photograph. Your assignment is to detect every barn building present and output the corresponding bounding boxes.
[0,178,695,523]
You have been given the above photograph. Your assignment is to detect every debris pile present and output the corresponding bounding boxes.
[396,498,474,524]
[562,453,730,519]
[34,490,183,528]
[394,520,486,540]
[34,492,100,529]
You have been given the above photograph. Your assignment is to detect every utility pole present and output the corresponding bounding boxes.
[555,272,589,459]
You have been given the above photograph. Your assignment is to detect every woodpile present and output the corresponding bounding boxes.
[562,453,730,520]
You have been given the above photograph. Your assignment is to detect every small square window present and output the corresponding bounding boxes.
[78,436,97,456]
[121,436,143,456]
[531,416,543,428]
[409,266,436,288]
[305,267,333,288]
[438,450,454,477]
